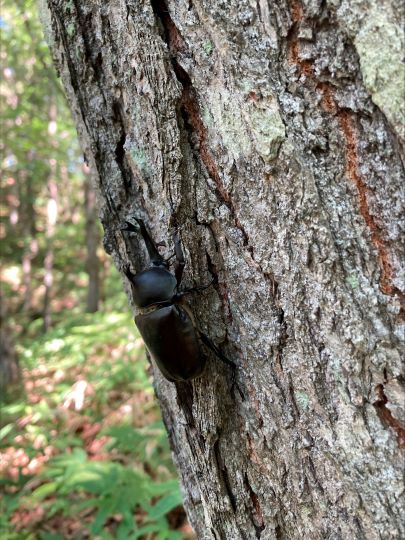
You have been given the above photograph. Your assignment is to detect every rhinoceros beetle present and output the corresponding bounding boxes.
[121,218,234,382]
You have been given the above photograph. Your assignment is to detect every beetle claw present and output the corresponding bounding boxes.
[121,220,140,233]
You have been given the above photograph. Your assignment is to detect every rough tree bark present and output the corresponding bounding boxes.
[40,0,404,538]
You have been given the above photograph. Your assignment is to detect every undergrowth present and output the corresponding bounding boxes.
[0,308,190,539]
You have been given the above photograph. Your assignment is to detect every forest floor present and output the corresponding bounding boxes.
[0,307,194,540]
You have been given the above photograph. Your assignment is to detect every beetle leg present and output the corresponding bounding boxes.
[198,331,235,369]
[173,229,185,288]
[176,278,215,298]
[199,331,242,397]
[164,252,176,264]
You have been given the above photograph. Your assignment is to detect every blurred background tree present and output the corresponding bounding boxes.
[1,0,99,337]
[0,1,191,538]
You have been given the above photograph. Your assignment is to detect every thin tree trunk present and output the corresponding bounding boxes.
[84,163,100,313]
[20,167,38,313]
[43,100,58,332]
[43,175,57,332]
[0,292,20,399]
[41,0,404,537]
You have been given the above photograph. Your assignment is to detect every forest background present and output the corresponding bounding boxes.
[0,1,192,538]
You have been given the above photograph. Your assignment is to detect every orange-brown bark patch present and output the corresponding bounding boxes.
[338,111,395,295]
[288,0,401,298]
[374,384,405,449]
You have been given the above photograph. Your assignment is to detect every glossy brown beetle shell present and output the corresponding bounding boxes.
[135,304,206,382]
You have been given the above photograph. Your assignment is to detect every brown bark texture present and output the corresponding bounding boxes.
[40,0,404,538]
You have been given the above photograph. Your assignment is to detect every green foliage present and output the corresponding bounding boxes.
[0,0,88,326]
[30,449,182,539]
[0,305,187,539]
[0,3,190,538]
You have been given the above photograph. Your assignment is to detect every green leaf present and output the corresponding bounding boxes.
[132,522,167,539]
[90,494,118,535]
[39,533,63,540]
[31,482,58,500]
[148,491,183,519]
[0,423,15,440]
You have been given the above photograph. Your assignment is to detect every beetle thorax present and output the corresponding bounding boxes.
[131,267,177,308]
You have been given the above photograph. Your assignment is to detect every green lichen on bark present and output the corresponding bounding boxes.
[336,0,405,138]
[37,0,54,49]
[248,99,286,162]
[205,88,285,162]
[205,88,251,160]
[355,6,404,137]
[128,146,150,175]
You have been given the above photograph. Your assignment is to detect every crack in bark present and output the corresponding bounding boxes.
[287,0,313,77]
[150,0,270,261]
[373,383,405,449]
[262,273,289,368]
[206,246,233,325]
[111,100,131,195]
[287,0,403,303]
[275,300,287,370]
[175,380,196,429]
[213,438,237,513]
[243,472,265,537]
[246,433,269,475]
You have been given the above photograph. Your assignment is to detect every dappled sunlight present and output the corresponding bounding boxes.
[0,445,54,481]
[0,0,193,537]
[1,265,21,288]
[1,308,191,538]
[62,379,94,411]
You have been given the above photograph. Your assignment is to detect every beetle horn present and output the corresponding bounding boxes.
[122,218,166,267]
[136,219,166,266]
[121,221,139,233]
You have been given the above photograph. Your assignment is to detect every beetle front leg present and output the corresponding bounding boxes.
[173,229,185,288]
[176,279,215,299]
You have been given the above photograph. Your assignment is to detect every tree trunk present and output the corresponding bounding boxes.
[84,164,101,313]
[0,292,20,399]
[43,99,59,332]
[40,0,404,537]
[20,165,38,313]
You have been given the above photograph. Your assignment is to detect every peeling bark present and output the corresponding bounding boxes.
[40,0,404,537]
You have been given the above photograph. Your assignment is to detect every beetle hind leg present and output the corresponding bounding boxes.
[199,331,241,396]
[198,331,235,369]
